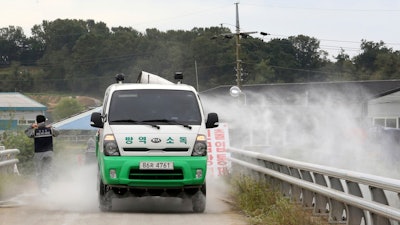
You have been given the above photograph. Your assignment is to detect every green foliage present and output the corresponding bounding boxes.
[1,19,400,94]
[230,175,323,225]
[53,97,84,120]
[1,129,35,175]
[248,59,275,84]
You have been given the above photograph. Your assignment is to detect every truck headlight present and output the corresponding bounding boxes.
[104,134,120,156]
[192,134,207,156]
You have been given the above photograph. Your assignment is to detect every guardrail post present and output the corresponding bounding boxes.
[313,173,329,215]
[300,170,315,208]
[328,176,347,223]
[346,181,366,225]
[279,165,291,197]
[263,161,278,190]
[266,161,282,191]
[289,167,302,203]
[369,186,391,225]
[0,148,20,174]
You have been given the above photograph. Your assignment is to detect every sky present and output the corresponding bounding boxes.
[1,0,400,58]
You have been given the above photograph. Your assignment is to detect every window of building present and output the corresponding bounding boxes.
[373,118,385,127]
[386,118,397,128]
[18,120,35,125]
[373,117,398,128]
[18,120,27,125]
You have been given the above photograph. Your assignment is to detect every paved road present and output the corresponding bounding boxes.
[0,165,247,225]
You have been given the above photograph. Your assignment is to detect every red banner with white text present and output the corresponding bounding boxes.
[207,123,230,177]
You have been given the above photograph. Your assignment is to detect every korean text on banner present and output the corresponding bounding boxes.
[207,123,230,177]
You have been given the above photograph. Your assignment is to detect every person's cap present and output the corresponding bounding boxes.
[36,115,46,123]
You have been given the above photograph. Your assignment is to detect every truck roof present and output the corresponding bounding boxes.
[107,83,198,93]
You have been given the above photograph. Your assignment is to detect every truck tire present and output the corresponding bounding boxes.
[98,174,112,212]
[192,184,206,213]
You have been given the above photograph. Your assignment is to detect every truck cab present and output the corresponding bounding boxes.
[90,72,219,212]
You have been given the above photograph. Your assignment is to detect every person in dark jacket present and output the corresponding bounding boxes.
[25,115,59,193]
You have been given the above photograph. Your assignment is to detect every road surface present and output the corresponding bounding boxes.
[0,164,247,225]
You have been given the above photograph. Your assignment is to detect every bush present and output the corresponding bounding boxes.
[53,97,84,121]
[1,129,35,175]
[230,175,323,225]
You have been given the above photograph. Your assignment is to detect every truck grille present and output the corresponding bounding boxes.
[129,169,184,180]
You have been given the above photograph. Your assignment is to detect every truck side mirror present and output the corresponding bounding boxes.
[90,112,104,128]
[206,113,219,128]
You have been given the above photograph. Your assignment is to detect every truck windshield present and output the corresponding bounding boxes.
[108,89,201,125]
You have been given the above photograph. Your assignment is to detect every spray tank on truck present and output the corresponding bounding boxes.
[90,71,219,213]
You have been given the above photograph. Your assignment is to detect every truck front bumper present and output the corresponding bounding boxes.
[99,155,207,188]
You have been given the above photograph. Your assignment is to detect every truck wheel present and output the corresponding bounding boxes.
[192,185,206,213]
[98,175,112,212]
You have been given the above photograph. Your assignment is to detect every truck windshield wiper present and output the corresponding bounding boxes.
[143,119,192,130]
[111,119,160,129]
[111,119,138,123]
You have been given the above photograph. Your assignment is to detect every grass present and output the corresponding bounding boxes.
[229,175,326,225]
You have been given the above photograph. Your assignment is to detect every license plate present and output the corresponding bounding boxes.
[139,161,174,170]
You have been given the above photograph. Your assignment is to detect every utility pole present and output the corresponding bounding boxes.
[235,2,242,89]
[234,2,259,89]
[212,2,269,95]
[195,60,199,91]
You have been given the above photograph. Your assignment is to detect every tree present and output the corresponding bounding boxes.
[288,35,328,82]
[247,59,275,84]
[265,38,299,82]
[329,48,357,81]
[33,19,91,90]
[53,97,84,121]
[0,26,27,65]
[373,51,400,80]
[19,36,45,66]
[68,21,112,94]
[2,18,400,93]
[190,27,236,89]
[353,40,398,80]
[354,40,388,71]
[240,37,270,84]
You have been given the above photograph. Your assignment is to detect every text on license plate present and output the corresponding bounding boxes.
[139,162,174,170]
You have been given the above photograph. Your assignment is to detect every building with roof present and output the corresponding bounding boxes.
[0,92,47,131]
[49,107,101,145]
[51,107,101,130]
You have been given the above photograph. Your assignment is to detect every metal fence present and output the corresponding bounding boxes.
[0,147,20,174]
[228,147,400,225]
[56,135,95,144]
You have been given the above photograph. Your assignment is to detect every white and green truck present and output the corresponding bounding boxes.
[90,71,219,212]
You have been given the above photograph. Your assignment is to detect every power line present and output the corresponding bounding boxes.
[244,2,400,13]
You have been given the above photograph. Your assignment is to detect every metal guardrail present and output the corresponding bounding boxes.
[0,148,20,172]
[57,134,94,144]
[0,148,21,207]
[228,147,400,225]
